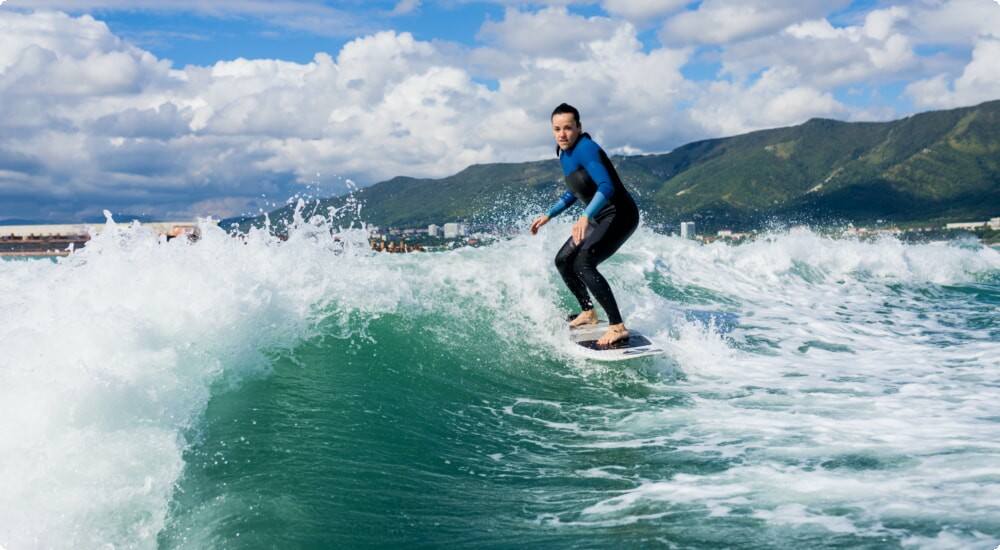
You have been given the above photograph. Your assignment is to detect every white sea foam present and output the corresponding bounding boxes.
[552,229,1000,545]
[0,211,405,548]
[0,211,579,547]
[2,215,998,547]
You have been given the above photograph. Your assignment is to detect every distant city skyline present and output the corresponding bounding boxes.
[1,1,999,223]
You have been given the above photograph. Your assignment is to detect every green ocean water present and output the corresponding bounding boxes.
[161,316,697,548]
[2,221,998,549]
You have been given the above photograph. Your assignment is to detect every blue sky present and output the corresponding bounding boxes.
[0,0,998,223]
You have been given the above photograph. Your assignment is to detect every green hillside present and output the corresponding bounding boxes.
[248,99,1000,233]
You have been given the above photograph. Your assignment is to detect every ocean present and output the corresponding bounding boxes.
[1,211,998,549]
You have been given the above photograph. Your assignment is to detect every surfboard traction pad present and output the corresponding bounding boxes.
[569,321,664,358]
[575,333,654,351]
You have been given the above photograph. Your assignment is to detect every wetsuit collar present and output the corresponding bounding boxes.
[556,132,592,156]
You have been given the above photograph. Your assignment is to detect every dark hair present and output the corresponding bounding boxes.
[551,103,580,125]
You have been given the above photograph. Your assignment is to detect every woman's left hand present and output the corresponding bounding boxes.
[572,216,589,245]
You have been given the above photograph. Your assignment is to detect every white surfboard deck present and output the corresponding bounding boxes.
[569,321,665,361]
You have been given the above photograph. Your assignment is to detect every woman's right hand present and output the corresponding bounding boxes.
[529,215,549,235]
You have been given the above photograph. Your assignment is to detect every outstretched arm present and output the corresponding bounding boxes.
[532,191,576,235]
[530,215,549,234]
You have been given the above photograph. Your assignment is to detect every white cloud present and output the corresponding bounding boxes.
[88,103,193,139]
[660,0,850,46]
[473,9,694,154]
[719,7,917,89]
[689,66,846,137]
[477,7,620,59]
[0,11,170,95]
[905,35,1000,108]
[389,0,422,16]
[0,13,506,219]
[908,0,1000,45]
[601,0,688,22]
[892,0,1000,108]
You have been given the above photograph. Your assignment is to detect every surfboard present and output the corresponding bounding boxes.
[569,322,665,361]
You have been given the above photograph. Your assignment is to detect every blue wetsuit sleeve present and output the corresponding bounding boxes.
[547,191,576,218]
[583,190,608,218]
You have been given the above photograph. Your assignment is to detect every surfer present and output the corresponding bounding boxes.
[530,103,640,347]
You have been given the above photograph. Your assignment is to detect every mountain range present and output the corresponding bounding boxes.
[246,99,1000,234]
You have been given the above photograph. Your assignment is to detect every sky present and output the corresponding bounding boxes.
[0,0,998,223]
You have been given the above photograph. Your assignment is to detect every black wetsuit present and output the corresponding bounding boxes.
[546,134,639,325]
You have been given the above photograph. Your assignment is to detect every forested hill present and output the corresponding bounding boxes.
[247,99,1000,233]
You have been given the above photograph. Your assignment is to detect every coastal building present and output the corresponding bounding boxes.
[428,224,441,237]
[1,220,213,256]
[946,221,988,230]
[945,217,999,230]
[1,224,91,240]
[1,221,208,239]
[443,223,467,239]
[680,221,695,239]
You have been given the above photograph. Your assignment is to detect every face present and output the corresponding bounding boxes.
[552,112,581,151]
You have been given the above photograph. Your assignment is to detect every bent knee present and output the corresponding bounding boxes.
[572,253,598,275]
[554,247,576,270]
[554,254,569,271]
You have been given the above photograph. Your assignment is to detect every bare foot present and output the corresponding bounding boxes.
[597,324,629,347]
[568,310,599,328]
